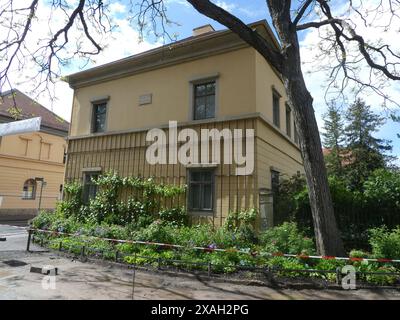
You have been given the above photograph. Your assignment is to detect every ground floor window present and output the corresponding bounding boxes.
[188,169,214,212]
[271,169,280,214]
[22,179,36,200]
[83,173,99,204]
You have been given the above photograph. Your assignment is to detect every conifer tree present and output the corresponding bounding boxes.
[322,101,346,177]
[344,98,392,188]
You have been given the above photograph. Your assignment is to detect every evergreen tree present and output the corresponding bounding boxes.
[322,101,346,177]
[344,98,393,189]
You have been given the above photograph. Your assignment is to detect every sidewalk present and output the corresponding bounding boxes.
[1,224,400,300]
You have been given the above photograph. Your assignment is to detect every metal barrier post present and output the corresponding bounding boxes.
[81,245,86,260]
[131,252,136,300]
[336,267,342,285]
[26,229,32,252]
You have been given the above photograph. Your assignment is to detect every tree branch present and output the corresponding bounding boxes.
[297,18,342,30]
[185,0,283,73]
[292,0,314,26]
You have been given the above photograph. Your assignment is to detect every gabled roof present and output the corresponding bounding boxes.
[0,89,69,135]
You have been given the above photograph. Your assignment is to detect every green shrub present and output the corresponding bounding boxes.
[173,224,214,247]
[369,226,400,259]
[349,249,370,258]
[365,266,398,285]
[363,169,400,209]
[158,206,187,227]
[274,170,400,249]
[266,257,307,277]
[31,210,61,230]
[135,220,175,244]
[59,182,83,218]
[223,208,257,231]
[260,222,316,255]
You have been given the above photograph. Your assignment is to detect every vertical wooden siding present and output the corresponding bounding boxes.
[65,119,258,227]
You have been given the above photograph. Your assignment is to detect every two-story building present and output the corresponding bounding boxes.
[65,20,304,229]
[0,89,69,223]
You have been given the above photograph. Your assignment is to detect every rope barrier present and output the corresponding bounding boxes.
[28,228,400,264]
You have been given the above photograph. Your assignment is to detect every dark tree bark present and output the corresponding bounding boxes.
[267,1,344,255]
[187,0,345,255]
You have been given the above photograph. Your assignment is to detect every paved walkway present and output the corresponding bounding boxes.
[0,224,399,300]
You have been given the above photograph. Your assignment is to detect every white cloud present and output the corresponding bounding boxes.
[214,1,237,12]
[109,3,126,15]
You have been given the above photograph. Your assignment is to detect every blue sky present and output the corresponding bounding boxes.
[17,0,400,163]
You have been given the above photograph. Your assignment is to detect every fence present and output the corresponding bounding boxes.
[275,200,400,250]
[27,228,400,287]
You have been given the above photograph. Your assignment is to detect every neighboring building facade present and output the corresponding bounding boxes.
[0,89,69,222]
[66,21,304,229]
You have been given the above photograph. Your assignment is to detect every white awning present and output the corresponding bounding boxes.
[0,117,41,136]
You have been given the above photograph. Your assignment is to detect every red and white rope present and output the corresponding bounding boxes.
[29,228,400,264]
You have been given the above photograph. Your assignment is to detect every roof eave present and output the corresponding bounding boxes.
[66,20,281,89]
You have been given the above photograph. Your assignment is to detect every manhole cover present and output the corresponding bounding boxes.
[2,260,28,267]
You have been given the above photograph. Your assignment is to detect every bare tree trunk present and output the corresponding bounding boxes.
[268,0,345,255]
[186,0,344,255]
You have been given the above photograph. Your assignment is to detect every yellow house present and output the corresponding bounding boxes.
[0,89,69,223]
[66,20,304,229]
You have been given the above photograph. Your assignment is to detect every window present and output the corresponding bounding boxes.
[273,92,280,128]
[92,102,107,133]
[193,81,216,120]
[22,179,36,200]
[271,170,280,194]
[188,170,214,212]
[82,173,99,204]
[294,124,299,144]
[271,170,280,214]
[286,104,292,137]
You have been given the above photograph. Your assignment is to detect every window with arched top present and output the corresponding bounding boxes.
[22,179,36,200]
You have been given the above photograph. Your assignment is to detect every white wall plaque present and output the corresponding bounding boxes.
[139,94,152,106]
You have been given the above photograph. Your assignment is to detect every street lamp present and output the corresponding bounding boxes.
[34,177,47,214]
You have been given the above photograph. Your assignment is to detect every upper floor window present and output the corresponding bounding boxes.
[188,169,214,212]
[22,179,36,200]
[193,81,216,120]
[92,102,107,133]
[294,124,299,144]
[285,103,292,137]
[273,91,280,128]
[63,147,67,164]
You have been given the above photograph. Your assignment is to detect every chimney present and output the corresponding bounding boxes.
[192,24,215,36]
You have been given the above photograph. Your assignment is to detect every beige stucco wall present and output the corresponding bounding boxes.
[0,131,66,216]
[70,47,256,136]
[255,118,303,189]
[66,43,304,228]
[0,131,66,163]
[255,51,292,136]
